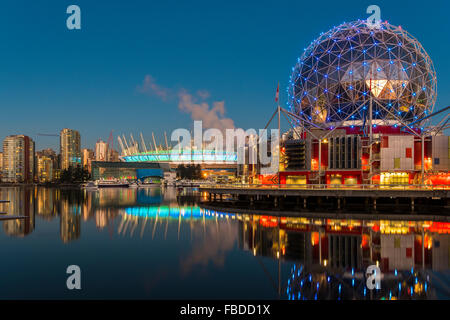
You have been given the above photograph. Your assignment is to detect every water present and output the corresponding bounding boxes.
[0,186,449,300]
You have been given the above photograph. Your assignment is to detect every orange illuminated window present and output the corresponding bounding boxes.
[406,148,412,158]
[311,232,319,246]
[406,247,412,258]
[381,136,389,148]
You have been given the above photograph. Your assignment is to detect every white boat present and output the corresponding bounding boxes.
[129,181,160,188]
[165,180,177,187]
[138,183,160,188]
[82,182,98,190]
[95,179,129,188]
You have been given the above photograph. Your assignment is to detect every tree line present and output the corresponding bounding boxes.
[176,164,203,180]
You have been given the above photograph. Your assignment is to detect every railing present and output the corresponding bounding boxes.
[199,183,450,191]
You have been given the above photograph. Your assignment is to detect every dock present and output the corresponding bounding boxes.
[199,184,450,214]
[0,200,26,221]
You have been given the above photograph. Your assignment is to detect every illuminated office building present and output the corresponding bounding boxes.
[37,155,53,182]
[2,135,35,183]
[0,152,2,180]
[95,139,109,161]
[82,148,95,173]
[60,128,81,170]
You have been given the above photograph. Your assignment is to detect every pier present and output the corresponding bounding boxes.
[199,184,450,214]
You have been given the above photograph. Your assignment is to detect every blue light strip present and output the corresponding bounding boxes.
[122,150,238,163]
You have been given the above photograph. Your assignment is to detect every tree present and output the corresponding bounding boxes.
[59,166,90,183]
[176,164,204,180]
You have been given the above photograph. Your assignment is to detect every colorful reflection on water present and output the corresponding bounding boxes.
[0,186,449,299]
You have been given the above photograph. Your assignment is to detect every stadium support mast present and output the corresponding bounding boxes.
[164,132,169,150]
[152,132,158,152]
[140,132,148,153]
[117,136,126,156]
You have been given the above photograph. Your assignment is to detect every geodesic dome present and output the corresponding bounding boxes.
[288,20,437,128]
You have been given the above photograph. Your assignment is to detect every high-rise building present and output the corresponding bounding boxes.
[60,128,81,170]
[0,152,3,180]
[109,149,120,162]
[82,148,95,173]
[36,149,58,181]
[95,139,109,161]
[2,135,35,183]
[39,148,58,166]
[37,155,53,182]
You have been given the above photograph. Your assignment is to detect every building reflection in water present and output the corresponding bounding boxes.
[0,186,449,299]
[0,187,35,237]
[232,213,449,300]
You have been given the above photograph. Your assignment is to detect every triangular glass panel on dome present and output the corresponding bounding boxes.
[378,81,397,100]
[365,79,387,97]
[323,84,337,99]
[363,61,388,80]
[342,62,364,81]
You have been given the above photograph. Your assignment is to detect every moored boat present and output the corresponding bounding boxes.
[95,179,129,188]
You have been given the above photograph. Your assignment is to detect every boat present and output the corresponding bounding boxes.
[95,179,129,188]
[82,181,99,190]
[129,180,160,188]
[138,183,160,188]
[165,180,177,187]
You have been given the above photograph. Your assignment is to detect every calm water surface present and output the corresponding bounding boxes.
[0,186,449,300]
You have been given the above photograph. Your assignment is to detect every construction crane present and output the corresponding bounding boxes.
[107,130,114,152]
[36,133,59,137]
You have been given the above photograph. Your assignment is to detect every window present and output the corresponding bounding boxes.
[405,148,412,158]
[434,158,440,165]
[406,247,412,258]
[329,138,334,169]
[394,158,400,169]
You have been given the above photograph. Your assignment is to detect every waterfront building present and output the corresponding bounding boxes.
[2,135,35,183]
[82,148,95,173]
[117,134,238,180]
[39,148,58,169]
[36,149,58,182]
[36,155,53,182]
[60,128,81,170]
[95,139,109,161]
[91,161,166,182]
[109,148,120,162]
[265,20,448,186]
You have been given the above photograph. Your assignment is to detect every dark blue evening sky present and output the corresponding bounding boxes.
[0,0,448,150]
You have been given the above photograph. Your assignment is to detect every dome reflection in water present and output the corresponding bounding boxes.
[0,186,448,299]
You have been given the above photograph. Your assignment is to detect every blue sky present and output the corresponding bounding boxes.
[0,0,448,150]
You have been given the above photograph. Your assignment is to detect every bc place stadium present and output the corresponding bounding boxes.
[91,134,239,181]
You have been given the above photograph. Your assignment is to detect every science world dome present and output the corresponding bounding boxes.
[288,20,437,129]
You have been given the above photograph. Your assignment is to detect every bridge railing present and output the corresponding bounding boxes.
[199,183,450,191]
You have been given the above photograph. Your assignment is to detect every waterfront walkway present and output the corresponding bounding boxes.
[199,184,450,214]
[200,184,449,198]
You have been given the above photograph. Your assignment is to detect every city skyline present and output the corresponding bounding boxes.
[0,1,449,305]
[0,0,449,151]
